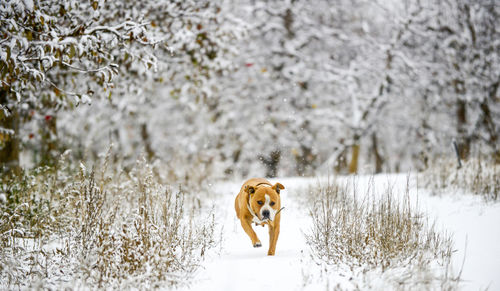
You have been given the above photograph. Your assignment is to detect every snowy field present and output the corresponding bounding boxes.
[182,175,500,291]
[2,1,499,290]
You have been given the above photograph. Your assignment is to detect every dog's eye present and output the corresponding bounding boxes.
[257,201,263,205]
[270,201,275,206]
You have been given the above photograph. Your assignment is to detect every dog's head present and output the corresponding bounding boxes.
[245,183,284,222]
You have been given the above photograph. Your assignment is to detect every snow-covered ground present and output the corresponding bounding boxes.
[181,175,500,291]
[421,192,500,290]
[182,179,312,291]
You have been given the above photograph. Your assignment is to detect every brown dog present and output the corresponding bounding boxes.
[234,178,284,256]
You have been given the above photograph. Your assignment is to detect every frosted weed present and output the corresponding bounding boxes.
[305,176,460,290]
[0,156,219,289]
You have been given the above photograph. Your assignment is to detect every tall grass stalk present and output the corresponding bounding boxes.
[305,176,459,289]
[0,155,218,289]
[423,157,499,201]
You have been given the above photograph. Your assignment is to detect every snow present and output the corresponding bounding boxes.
[2,0,499,288]
[22,0,34,11]
[420,193,500,290]
[181,175,500,291]
[181,179,312,291]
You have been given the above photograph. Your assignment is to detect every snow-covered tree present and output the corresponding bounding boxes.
[0,0,162,171]
[4,0,498,178]
[394,0,500,166]
[201,0,408,176]
[54,0,243,176]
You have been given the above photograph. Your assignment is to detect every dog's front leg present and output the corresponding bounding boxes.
[240,217,261,247]
[267,220,280,256]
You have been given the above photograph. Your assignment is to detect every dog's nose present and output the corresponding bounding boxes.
[262,209,270,218]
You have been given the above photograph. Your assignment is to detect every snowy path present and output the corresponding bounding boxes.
[181,176,500,291]
[186,180,311,291]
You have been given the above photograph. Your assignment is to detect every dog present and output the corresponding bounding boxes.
[234,178,284,256]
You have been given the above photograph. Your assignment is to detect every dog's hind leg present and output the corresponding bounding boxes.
[240,217,261,247]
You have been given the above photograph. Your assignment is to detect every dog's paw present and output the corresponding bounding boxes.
[253,242,262,248]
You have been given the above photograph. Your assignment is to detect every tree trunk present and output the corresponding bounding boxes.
[348,144,360,174]
[0,90,20,175]
[40,115,58,166]
[140,123,155,161]
[371,133,383,173]
[283,8,294,39]
[482,81,500,163]
[456,99,470,160]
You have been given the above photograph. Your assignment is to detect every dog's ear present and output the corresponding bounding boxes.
[245,185,256,195]
[272,183,285,194]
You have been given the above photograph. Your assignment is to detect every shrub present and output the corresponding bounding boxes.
[422,157,499,201]
[305,177,458,289]
[0,154,218,289]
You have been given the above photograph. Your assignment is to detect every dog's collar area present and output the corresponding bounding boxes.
[246,203,285,225]
[254,182,272,188]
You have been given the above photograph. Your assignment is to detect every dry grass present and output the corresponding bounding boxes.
[0,151,218,289]
[422,157,499,201]
[305,177,459,289]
